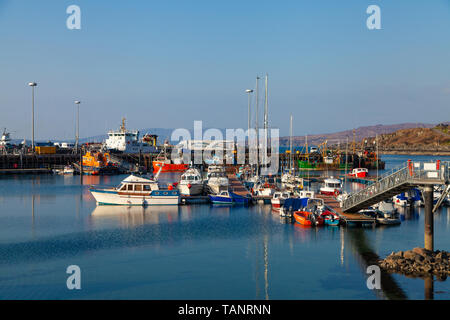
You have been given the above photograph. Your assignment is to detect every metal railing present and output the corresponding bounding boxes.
[342,161,449,212]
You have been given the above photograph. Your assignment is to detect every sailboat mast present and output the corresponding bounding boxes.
[290,115,293,171]
[264,74,268,165]
[255,76,260,176]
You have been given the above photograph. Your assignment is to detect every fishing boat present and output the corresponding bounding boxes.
[293,211,324,226]
[90,173,180,206]
[319,177,342,197]
[252,177,277,197]
[152,146,189,173]
[206,166,229,194]
[271,191,291,209]
[348,168,368,178]
[177,167,204,196]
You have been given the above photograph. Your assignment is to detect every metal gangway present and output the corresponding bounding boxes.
[342,161,450,213]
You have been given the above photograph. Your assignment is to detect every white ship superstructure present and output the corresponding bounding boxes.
[104,118,157,154]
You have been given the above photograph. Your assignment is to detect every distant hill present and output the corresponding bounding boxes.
[368,124,450,152]
[279,123,448,147]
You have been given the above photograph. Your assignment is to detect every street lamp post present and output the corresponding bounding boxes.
[74,100,81,152]
[28,82,37,152]
[74,100,83,181]
[245,89,253,148]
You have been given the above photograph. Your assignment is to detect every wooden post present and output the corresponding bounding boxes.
[424,276,434,300]
[424,185,434,251]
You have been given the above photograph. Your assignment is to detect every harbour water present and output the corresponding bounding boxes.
[0,155,449,300]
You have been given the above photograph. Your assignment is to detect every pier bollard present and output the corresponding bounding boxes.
[424,185,434,251]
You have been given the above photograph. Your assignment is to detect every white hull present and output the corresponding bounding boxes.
[178,183,204,196]
[91,190,180,206]
[208,183,228,194]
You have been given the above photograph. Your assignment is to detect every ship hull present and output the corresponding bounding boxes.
[152,161,189,172]
[90,189,180,206]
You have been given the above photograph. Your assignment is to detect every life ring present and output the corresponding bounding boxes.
[334,190,340,197]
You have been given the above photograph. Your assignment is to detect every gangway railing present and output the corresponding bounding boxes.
[342,161,449,213]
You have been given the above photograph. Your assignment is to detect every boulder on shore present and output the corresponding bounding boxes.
[378,248,450,277]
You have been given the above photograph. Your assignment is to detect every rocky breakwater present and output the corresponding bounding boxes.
[379,247,450,279]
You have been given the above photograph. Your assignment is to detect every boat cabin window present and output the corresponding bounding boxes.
[143,185,151,191]
[220,191,229,196]
[135,184,142,192]
[127,184,133,191]
[327,183,341,188]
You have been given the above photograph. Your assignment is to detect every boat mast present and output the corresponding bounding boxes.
[289,114,293,172]
[376,134,379,181]
[264,74,268,166]
[255,76,260,177]
[344,137,348,187]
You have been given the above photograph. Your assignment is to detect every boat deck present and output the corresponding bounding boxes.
[227,173,252,197]
[315,194,376,225]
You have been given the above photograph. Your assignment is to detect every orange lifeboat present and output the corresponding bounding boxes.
[293,211,324,226]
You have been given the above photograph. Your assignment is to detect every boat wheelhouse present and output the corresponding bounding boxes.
[319,177,342,196]
[207,169,229,194]
[178,167,204,196]
[271,191,291,209]
[349,168,368,178]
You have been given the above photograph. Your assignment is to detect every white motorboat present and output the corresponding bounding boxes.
[271,191,291,209]
[177,167,204,196]
[206,166,229,194]
[319,177,343,197]
[90,174,180,206]
[281,172,303,191]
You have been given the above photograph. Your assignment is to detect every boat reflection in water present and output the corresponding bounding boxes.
[91,205,180,227]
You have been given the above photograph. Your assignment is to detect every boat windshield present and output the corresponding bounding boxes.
[326,183,341,188]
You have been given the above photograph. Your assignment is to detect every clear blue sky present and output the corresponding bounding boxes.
[0,0,449,140]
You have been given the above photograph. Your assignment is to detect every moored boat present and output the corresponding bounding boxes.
[152,146,188,173]
[206,166,229,194]
[293,211,324,226]
[90,174,180,206]
[319,177,342,197]
[209,190,233,204]
[178,167,204,196]
[82,151,120,175]
[271,191,290,209]
[320,210,340,226]
[348,168,368,178]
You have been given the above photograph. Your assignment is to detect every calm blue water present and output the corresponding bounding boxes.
[0,155,449,300]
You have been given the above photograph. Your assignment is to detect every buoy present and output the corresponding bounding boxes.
[168,184,173,190]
